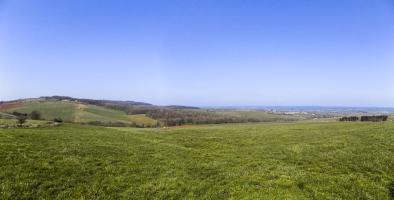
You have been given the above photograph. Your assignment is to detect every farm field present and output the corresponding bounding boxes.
[5,101,76,122]
[0,122,393,199]
[2,100,157,126]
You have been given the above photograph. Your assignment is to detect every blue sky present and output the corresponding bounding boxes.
[0,0,393,106]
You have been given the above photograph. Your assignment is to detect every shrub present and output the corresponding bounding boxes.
[17,115,27,125]
[30,110,42,120]
[12,111,27,117]
[53,118,63,123]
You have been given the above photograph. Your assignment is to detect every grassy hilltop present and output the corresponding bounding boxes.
[0,122,393,199]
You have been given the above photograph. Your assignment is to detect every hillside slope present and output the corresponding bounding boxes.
[0,96,314,127]
[0,100,157,126]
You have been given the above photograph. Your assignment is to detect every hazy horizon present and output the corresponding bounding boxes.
[3,96,394,109]
[1,0,393,107]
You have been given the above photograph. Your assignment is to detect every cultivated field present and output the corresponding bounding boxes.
[0,122,393,199]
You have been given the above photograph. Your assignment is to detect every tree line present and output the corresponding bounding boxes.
[95,104,262,126]
[145,108,260,126]
[8,111,63,125]
[43,96,152,107]
[339,115,388,122]
[81,121,159,128]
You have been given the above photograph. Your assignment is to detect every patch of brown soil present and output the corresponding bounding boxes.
[0,102,23,111]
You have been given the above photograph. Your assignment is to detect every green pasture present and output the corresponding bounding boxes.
[0,121,393,199]
[4,100,157,126]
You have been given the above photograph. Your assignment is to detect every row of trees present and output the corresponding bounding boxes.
[101,104,262,126]
[43,96,151,107]
[339,115,388,122]
[360,115,388,122]
[11,111,41,120]
[145,109,260,126]
[81,121,159,128]
[10,111,63,125]
[339,116,359,122]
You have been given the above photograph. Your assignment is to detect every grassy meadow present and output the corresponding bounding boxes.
[1,121,393,199]
[4,100,157,126]
[7,101,76,122]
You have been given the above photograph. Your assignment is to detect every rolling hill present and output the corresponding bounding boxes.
[0,99,157,127]
[1,96,330,127]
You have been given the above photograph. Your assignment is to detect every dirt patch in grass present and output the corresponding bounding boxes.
[74,103,88,122]
[0,102,23,111]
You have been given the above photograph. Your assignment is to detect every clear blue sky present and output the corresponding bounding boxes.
[1,0,393,106]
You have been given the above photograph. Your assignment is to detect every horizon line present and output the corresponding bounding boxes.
[1,96,394,109]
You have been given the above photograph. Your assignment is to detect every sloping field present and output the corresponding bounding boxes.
[7,101,76,122]
[0,102,23,111]
[0,122,393,199]
[75,105,157,126]
[0,112,15,119]
[126,114,158,126]
[74,104,130,122]
[3,100,157,126]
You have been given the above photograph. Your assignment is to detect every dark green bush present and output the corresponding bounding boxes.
[17,115,27,125]
[53,118,63,123]
[30,110,42,120]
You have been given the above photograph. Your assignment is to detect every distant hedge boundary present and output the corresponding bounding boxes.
[80,121,158,128]
[339,115,388,122]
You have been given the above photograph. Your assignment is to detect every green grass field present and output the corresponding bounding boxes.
[1,122,393,199]
[5,100,157,126]
[7,101,76,122]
